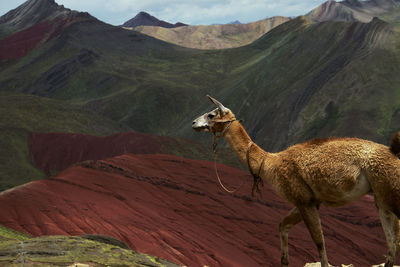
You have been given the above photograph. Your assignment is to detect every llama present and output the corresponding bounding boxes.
[192,95,400,267]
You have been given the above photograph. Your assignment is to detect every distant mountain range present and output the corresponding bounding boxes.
[121,12,277,50]
[123,0,400,49]
[131,16,290,49]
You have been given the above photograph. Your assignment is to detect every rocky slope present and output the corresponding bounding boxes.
[0,153,388,266]
[132,16,291,49]
[307,0,400,22]
[122,11,186,28]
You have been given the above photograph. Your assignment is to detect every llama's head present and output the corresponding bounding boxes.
[192,95,236,133]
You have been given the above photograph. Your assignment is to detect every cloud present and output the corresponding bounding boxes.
[1,0,327,26]
[0,1,25,15]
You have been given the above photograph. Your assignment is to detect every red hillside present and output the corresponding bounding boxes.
[0,153,386,266]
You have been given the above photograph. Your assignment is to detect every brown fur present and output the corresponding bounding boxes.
[391,131,400,158]
[192,99,400,267]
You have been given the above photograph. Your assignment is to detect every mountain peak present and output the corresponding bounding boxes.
[0,0,74,32]
[137,11,153,18]
[122,11,187,28]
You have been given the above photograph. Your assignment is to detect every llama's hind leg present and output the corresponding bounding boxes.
[377,208,400,267]
[298,205,330,267]
[279,207,302,266]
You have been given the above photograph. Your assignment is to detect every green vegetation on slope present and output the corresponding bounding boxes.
[0,128,45,191]
[0,93,130,135]
[0,233,179,267]
[0,225,31,242]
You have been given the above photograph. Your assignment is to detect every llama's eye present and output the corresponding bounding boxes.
[208,114,215,119]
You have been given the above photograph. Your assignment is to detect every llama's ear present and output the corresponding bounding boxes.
[207,95,229,115]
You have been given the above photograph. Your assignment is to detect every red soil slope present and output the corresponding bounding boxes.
[0,15,90,63]
[0,153,387,266]
[0,19,62,62]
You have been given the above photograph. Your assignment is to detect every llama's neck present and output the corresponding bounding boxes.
[223,121,269,170]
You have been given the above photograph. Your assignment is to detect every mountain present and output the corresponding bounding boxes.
[308,0,400,22]
[1,1,400,186]
[0,153,387,266]
[132,16,291,49]
[122,11,186,28]
[1,2,400,151]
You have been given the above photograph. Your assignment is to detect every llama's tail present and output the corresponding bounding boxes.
[390,131,400,158]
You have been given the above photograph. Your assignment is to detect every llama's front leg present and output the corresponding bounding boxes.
[279,207,302,266]
[298,205,330,267]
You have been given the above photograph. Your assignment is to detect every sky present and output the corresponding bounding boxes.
[0,0,327,26]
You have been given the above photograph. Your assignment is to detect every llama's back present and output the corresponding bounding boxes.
[279,137,399,207]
